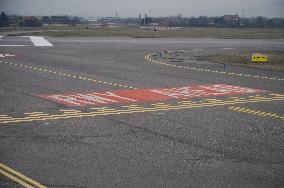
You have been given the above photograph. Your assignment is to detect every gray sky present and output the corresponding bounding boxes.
[1,0,283,18]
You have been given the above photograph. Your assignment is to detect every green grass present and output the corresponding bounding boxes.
[2,26,284,39]
[195,50,284,72]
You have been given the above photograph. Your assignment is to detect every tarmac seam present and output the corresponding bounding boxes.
[0,60,138,90]
[144,53,284,81]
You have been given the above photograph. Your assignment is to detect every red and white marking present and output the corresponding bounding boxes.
[23,36,53,47]
[39,84,267,107]
[0,53,15,58]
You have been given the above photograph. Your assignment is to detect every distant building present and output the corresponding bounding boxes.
[223,14,241,22]
[23,16,42,27]
[99,17,121,24]
[147,22,158,26]
[49,16,69,24]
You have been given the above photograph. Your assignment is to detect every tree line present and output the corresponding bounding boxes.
[1,12,284,28]
[0,12,81,27]
[143,16,284,28]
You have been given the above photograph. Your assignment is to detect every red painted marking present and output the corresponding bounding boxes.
[39,84,267,107]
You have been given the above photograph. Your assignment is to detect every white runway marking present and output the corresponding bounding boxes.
[22,36,53,46]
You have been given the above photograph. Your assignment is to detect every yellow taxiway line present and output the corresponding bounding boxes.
[0,162,46,188]
[0,94,283,125]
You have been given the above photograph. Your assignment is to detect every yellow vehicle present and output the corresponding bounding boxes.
[252,53,268,62]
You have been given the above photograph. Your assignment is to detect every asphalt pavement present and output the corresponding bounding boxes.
[0,36,283,188]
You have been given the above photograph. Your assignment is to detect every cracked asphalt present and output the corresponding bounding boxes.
[0,37,283,188]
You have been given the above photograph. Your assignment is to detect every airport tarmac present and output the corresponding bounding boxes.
[0,36,283,188]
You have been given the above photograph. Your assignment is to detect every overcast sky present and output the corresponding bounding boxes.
[1,0,283,18]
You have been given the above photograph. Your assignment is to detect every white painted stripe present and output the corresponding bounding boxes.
[193,49,204,51]
[22,36,53,46]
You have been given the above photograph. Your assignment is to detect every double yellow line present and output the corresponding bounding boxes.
[0,162,46,188]
[0,94,283,125]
